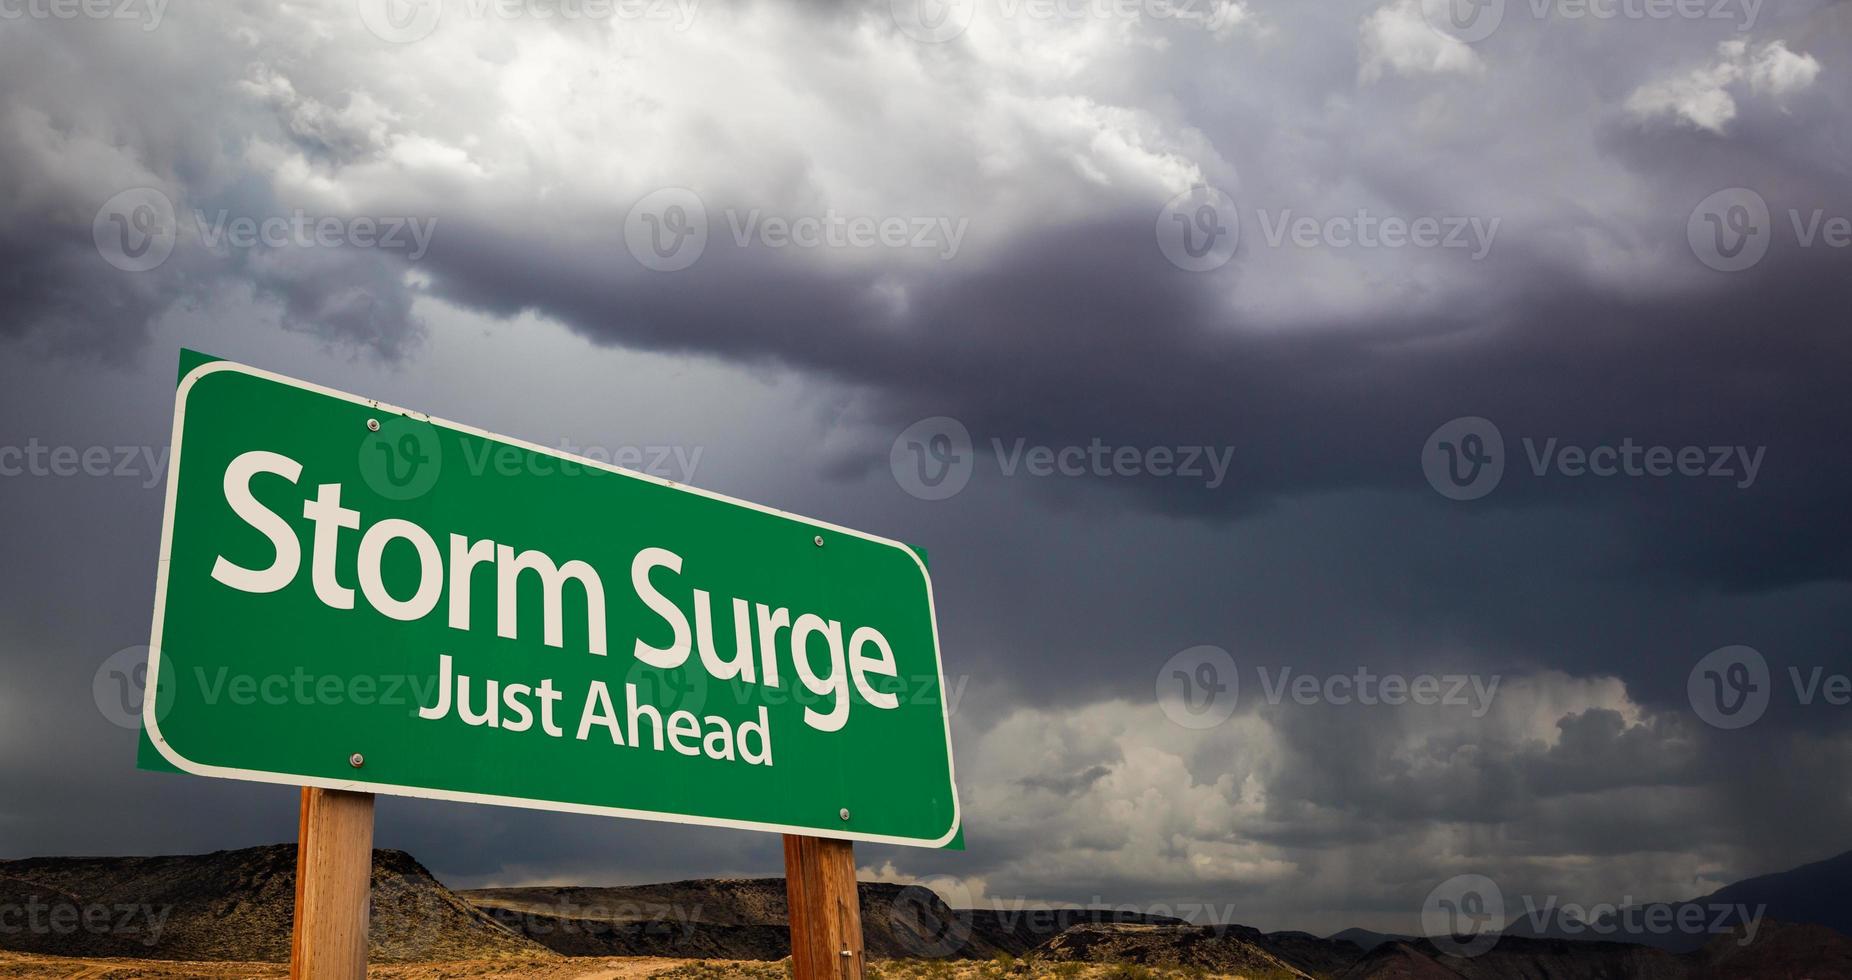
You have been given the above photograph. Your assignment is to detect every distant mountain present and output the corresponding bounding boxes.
[1326,928,1415,953]
[1228,927,1366,976]
[467,878,1024,960]
[466,880,1193,960]
[1502,848,1852,953]
[1333,941,1467,980]
[1331,928,1852,980]
[1694,848,1852,938]
[0,844,542,962]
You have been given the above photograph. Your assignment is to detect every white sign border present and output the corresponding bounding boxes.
[143,357,962,849]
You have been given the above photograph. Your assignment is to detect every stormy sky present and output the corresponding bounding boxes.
[2,0,1850,938]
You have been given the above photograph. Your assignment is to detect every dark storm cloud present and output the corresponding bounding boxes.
[1,0,1850,937]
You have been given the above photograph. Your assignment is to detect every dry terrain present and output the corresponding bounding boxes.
[0,951,1279,979]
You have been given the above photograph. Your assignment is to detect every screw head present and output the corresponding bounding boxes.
[839,807,851,821]
[814,535,825,547]
[349,753,365,768]
[366,418,381,432]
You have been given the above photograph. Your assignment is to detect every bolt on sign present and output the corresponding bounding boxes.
[141,352,960,848]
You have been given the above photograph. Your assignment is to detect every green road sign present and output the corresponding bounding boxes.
[142,353,960,847]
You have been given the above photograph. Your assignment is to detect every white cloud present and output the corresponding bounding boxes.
[1358,0,1484,82]
[868,668,1795,931]
[1626,39,1821,134]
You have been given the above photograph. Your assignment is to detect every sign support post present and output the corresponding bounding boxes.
[784,834,864,980]
[291,787,376,980]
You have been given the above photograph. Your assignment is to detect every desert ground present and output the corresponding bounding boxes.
[0,952,1264,980]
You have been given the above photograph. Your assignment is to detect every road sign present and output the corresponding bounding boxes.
[142,353,960,848]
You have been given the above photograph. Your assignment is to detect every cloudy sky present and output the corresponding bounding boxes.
[2,0,1849,939]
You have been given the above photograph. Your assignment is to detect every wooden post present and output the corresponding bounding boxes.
[291,788,376,980]
[784,834,864,980]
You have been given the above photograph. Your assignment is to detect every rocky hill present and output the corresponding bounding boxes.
[467,878,1020,960]
[463,881,1195,960]
[1035,922,1314,978]
[0,845,544,962]
[4,843,1852,979]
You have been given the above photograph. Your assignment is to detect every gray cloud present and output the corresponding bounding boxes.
[0,0,1848,941]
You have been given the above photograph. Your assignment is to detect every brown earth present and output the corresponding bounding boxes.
[0,845,543,962]
[1034,923,1312,979]
[464,881,1189,961]
[0,951,1305,979]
